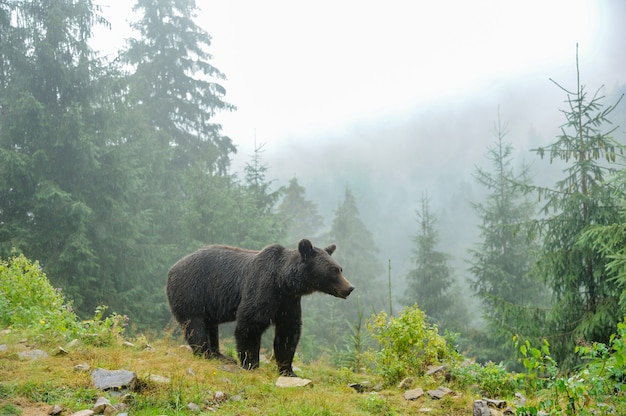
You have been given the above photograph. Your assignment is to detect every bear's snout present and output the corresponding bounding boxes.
[336,277,354,299]
[340,284,355,299]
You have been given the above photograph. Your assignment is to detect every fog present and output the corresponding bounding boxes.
[95,0,626,299]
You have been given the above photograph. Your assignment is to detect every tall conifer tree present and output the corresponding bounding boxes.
[468,114,545,366]
[524,48,624,366]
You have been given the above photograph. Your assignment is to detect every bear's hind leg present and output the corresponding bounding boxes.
[208,323,237,364]
[183,317,211,357]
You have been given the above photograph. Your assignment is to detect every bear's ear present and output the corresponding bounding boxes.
[298,239,314,261]
[324,244,336,256]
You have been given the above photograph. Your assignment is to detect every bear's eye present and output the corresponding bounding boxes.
[333,266,342,274]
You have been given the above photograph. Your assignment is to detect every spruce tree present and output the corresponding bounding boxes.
[277,177,324,246]
[0,0,120,312]
[403,193,462,330]
[468,114,546,366]
[524,47,624,366]
[301,186,383,359]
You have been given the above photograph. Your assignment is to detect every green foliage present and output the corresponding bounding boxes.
[277,177,324,246]
[449,360,520,398]
[468,113,547,368]
[0,253,79,339]
[403,192,467,331]
[514,322,626,415]
[520,48,625,367]
[0,253,125,345]
[367,305,457,386]
[575,319,626,407]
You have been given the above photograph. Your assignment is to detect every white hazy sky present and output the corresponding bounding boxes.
[94,0,620,154]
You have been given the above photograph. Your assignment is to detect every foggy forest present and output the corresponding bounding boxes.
[2,0,626,374]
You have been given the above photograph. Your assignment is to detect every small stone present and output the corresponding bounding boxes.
[275,376,313,388]
[230,394,243,402]
[90,368,137,391]
[68,410,95,416]
[349,381,373,393]
[75,363,91,372]
[49,404,63,415]
[426,365,446,376]
[93,397,112,413]
[56,346,69,355]
[187,402,201,412]
[427,386,452,399]
[18,349,48,361]
[179,344,192,351]
[484,398,507,409]
[473,400,491,416]
[149,374,171,384]
[186,367,196,376]
[213,391,227,403]
[0,344,7,352]
[398,377,414,389]
[404,387,424,401]
[122,341,135,348]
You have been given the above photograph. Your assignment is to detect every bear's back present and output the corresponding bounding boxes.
[167,245,258,323]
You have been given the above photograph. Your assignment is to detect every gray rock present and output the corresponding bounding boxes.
[426,365,446,376]
[213,391,227,403]
[427,386,452,399]
[90,368,137,391]
[49,404,63,415]
[484,398,506,409]
[93,397,115,414]
[149,374,171,384]
[17,349,48,361]
[349,381,374,393]
[398,377,414,389]
[187,402,201,412]
[68,410,95,416]
[74,363,91,372]
[403,387,424,401]
[275,376,313,388]
[473,400,491,416]
[0,344,7,352]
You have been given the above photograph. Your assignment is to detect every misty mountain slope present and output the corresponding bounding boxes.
[258,76,626,307]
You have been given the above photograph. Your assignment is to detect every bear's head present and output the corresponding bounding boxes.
[298,239,354,299]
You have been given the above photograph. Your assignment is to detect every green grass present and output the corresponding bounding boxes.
[0,332,478,416]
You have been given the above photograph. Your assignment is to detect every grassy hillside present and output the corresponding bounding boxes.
[1,254,625,415]
[0,333,476,415]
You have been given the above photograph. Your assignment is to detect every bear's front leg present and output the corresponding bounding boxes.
[234,321,265,370]
[274,300,302,377]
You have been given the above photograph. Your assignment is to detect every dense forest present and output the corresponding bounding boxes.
[1,0,626,371]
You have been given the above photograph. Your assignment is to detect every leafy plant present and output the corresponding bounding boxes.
[513,332,626,415]
[0,253,126,345]
[449,360,519,398]
[367,305,458,386]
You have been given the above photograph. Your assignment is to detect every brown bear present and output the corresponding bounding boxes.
[166,239,354,376]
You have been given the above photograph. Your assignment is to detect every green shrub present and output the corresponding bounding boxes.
[0,253,125,344]
[449,360,520,398]
[367,304,458,386]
